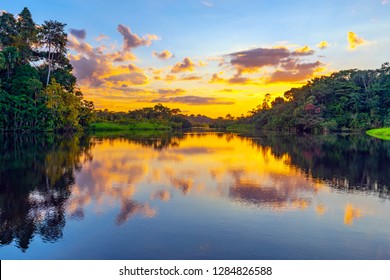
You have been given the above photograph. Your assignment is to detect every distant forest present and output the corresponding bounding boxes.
[244,63,390,132]
[0,8,94,132]
[1,8,390,133]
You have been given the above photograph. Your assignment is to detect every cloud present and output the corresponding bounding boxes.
[117,24,159,51]
[210,73,226,83]
[112,85,145,93]
[180,75,202,81]
[228,47,291,72]
[164,74,177,81]
[171,57,196,73]
[105,72,149,85]
[317,41,329,49]
[157,88,185,95]
[203,1,213,7]
[269,61,323,83]
[209,72,255,85]
[109,52,137,62]
[228,46,317,73]
[153,50,173,60]
[128,63,143,72]
[348,31,365,49]
[69,28,86,40]
[216,45,324,84]
[68,35,141,87]
[382,0,389,4]
[96,34,109,41]
[151,95,235,105]
[292,45,314,55]
[70,57,105,86]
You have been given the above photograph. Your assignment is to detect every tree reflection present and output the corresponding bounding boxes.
[92,130,185,150]
[243,132,390,198]
[0,134,93,251]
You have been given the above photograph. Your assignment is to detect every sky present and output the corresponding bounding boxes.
[2,0,390,117]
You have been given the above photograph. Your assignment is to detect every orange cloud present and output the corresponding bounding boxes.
[164,74,177,81]
[171,57,196,73]
[180,75,202,81]
[128,63,143,72]
[68,33,150,88]
[153,50,173,60]
[293,45,314,55]
[317,41,329,49]
[348,31,365,49]
[157,88,185,95]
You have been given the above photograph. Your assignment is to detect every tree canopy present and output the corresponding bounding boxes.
[0,7,94,132]
[248,63,390,132]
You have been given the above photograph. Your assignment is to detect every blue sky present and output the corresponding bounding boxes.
[2,0,390,116]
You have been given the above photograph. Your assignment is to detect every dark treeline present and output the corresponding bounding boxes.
[247,63,390,132]
[0,8,94,132]
[95,103,192,129]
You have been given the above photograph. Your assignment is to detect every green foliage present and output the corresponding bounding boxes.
[95,103,192,130]
[15,7,38,63]
[90,121,170,131]
[366,128,390,141]
[0,11,17,47]
[249,63,390,132]
[0,8,94,132]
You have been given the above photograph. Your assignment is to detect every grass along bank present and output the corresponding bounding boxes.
[89,121,170,131]
[366,128,390,140]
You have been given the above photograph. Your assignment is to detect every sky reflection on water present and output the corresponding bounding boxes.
[1,132,390,259]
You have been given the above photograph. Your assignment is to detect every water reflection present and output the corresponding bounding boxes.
[245,133,390,198]
[0,134,93,251]
[1,131,390,258]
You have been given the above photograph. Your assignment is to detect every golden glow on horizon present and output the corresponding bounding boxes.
[80,81,309,117]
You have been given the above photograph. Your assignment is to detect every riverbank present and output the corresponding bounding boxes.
[366,128,390,140]
[89,121,170,131]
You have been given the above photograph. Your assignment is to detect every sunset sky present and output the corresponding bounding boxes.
[3,0,390,117]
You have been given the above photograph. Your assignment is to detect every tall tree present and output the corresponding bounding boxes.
[0,12,17,48]
[1,46,19,78]
[15,7,38,63]
[39,20,67,86]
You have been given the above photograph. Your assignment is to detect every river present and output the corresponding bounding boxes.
[1,131,390,259]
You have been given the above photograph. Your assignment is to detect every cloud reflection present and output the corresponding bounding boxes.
[65,133,380,227]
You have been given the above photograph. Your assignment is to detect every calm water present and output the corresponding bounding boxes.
[1,131,390,259]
